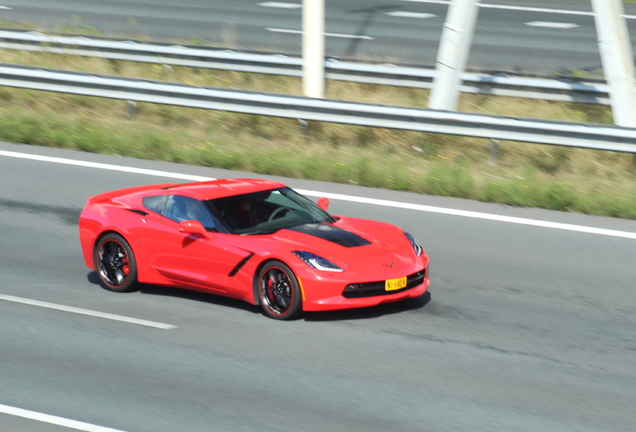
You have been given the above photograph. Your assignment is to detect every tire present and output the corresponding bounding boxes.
[257,260,302,320]
[94,233,139,292]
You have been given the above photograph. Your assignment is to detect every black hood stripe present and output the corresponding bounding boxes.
[287,223,371,248]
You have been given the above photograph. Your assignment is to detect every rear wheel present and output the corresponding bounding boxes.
[94,233,139,292]
[258,261,302,320]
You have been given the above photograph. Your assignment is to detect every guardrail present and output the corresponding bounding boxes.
[0,30,610,106]
[0,63,634,153]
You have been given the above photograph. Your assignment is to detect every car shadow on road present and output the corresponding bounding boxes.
[86,271,262,315]
[87,271,431,321]
[303,291,432,322]
[142,285,264,316]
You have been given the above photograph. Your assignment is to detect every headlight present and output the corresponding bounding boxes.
[404,232,422,256]
[292,251,344,272]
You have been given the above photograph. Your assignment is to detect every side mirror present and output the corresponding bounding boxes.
[317,197,330,211]
[179,220,210,238]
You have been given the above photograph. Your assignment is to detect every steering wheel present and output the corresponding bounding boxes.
[268,206,290,221]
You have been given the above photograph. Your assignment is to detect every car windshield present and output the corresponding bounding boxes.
[207,187,335,235]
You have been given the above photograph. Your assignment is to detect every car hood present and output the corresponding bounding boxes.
[267,217,417,275]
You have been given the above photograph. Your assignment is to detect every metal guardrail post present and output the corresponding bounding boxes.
[489,139,499,165]
[126,100,137,119]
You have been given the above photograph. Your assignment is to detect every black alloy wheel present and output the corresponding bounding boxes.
[94,233,139,292]
[258,261,302,320]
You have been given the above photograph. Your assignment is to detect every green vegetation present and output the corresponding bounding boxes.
[1,41,636,219]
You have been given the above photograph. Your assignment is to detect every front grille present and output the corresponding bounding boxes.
[343,269,425,298]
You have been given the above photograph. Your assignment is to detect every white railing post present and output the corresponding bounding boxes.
[428,0,480,111]
[302,0,325,99]
[592,0,636,128]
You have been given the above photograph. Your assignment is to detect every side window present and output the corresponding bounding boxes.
[164,195,217,231]
[143,195,168,215]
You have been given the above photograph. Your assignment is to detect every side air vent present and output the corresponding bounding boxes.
[127,209,149,216]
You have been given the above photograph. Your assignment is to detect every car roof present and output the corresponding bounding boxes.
[164,178,286,200]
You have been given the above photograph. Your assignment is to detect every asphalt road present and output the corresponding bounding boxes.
[2,0,636,74]
[1,140,636,431]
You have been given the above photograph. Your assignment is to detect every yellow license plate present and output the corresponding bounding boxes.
[385,276,407,291]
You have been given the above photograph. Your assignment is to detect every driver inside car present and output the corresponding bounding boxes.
[218,191,274,231]
[233,197,260,229]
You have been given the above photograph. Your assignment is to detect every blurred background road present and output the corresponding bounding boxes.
[2,0,636,74]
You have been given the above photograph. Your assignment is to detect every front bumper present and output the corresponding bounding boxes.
[298,264,430,312]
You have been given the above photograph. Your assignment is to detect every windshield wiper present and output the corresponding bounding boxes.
[242,229,280,236]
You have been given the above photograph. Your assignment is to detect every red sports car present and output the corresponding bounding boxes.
[79,178,430,319]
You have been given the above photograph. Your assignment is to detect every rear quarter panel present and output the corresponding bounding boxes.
[78,202,148,275]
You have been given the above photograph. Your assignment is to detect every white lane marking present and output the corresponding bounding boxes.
[386,11,437,19]
[525,21,580,29]
[0,403,129,432]
[399,0,596,17]
[400,1,636,19]
[294,190,636,240]
[258,2,302,8]
[2,149,636,240]
[265,28,375,40]
[0,149,209,181]
[478,3,593,16]
[0,295,178,330]
[400,0,450,4]
[0,6,12,10]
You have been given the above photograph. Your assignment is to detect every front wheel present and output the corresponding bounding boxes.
[257,261,302,320]
[94,233,139,292]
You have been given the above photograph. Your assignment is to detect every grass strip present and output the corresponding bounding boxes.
[1,45,636,220]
